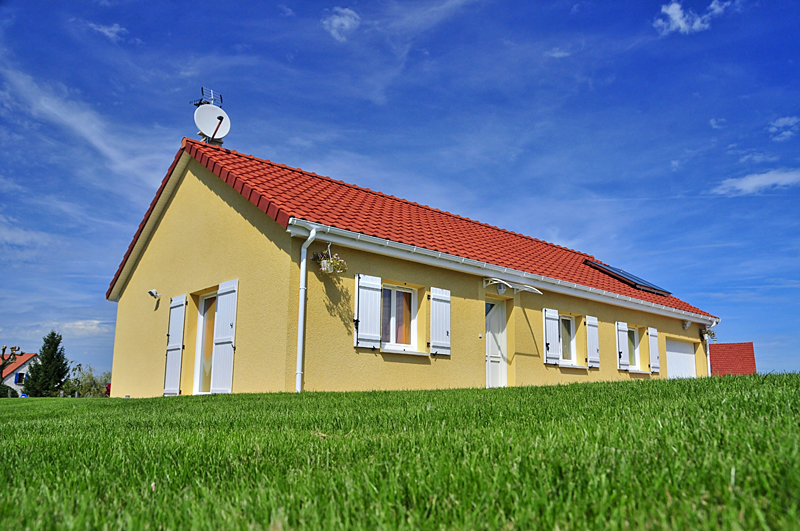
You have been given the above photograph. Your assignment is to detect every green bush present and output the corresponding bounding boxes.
[0,383,18,398]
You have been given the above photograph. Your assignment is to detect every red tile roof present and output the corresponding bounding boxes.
[710,342,757,376]
[1,352,37,380]
[107,138,715,318]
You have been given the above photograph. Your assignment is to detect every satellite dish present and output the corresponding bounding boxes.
[194,104,231,141]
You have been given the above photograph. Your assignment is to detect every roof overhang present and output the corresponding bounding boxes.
[287,218,719,327]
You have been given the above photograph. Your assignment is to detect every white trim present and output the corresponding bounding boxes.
[286,219,718,326]
[380,347,429,357]
[628,327,641,371]
[559,315,577,364]
[381,284,418,350]
[193,291,217,395]
[108,152,192,302]
[558,362,589,370]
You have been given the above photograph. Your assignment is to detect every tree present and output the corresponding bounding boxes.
[23,331,70,397]
[62,364,112,398]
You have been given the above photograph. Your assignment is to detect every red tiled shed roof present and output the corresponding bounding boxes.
[107,138,715,318]
[710,342,757,376]
[1,352,37,380]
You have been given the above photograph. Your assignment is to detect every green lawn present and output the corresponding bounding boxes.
[1,374,799,530]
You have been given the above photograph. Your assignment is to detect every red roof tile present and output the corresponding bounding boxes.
[710,342,757,376]
[107,138,715,318]
[1,352,37,380]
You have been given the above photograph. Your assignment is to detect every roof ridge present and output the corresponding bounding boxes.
[184,138,597,261]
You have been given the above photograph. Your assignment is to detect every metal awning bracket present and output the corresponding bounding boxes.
[483,277,542,295]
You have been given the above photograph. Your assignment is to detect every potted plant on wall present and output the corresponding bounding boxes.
[311,243,347,274]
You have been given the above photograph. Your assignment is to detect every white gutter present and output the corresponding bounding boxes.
[295,228,317,393]
[286,218,719,327]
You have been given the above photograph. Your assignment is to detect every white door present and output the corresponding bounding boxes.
[666,339,697,379]
[485,301,507,388]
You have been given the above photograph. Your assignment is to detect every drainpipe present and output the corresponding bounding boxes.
[295,228,317,393]
[704,320,719,377]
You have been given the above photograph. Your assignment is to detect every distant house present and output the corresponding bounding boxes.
[107,138,720,398]
[709,342,757,376]
[1,352,38,395]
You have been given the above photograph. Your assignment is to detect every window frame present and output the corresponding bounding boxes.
[380,283,418,352]
[627,327,641,371]
[193,290,218,395]
[14,372,25,385]
[558,314,577,364]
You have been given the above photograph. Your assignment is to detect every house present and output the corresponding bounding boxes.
[709,342,757,376]
[1,352,38,395]
[107,138,719,398]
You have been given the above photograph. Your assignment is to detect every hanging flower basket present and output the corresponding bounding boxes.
[311,247,347,274]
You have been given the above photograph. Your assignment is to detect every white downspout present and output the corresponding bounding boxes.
[295,228,317,393]
[704,320,719,377]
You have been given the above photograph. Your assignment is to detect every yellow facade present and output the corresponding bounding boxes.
[110,161,709,397]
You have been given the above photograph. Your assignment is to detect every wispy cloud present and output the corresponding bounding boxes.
[86,22,128,43]
[768,116,798,142]
[0,61,176,194]
[738,152,779,164]
[322,7,361,43]
[544,47,571,58]
[653,1,731,36]
[712,168,800,196]
[279,5,295,17]
[709,118,725,129]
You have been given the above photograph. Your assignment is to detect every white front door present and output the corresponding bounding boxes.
[666,339,697,379]
[485,301,507,388]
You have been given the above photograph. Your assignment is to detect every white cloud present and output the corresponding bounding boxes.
[544,47,571,58]
[279,5,295,17]
[322,7,361,43]
[671,159,681,171]
[768,116,799,142]
[712,168,800,196]
[61,319,113,337]
[86,22,128,43]
[738,152,779,164]
[709,118,725,129]
[653,1,731,36]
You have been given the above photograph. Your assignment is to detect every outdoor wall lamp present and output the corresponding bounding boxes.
[147,289,161,299]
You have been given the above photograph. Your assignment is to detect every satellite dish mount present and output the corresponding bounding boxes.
[191,87,231,146]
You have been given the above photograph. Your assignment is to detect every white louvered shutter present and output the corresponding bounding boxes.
[616,321,630,370]
[543,308,561,364]
[355,274,382,349]
[648,327,660,373]
[210,279,238,394]
[586,315,600,368]
[163,295,187,396]
[430,287,451,356]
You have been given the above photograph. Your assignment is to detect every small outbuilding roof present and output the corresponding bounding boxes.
[709,342,757,376]
[108,138,715,320]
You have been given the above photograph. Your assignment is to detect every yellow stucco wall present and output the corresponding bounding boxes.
[299,244,707,391]
[110,161,709,397]
[110,158,294,397]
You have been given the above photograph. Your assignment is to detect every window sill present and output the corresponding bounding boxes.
[626,369,652,375]
[380,346,429,357]
[559,362,589,370]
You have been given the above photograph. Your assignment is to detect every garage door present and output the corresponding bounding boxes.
[666,339,697,379]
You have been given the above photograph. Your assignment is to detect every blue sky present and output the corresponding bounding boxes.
[0,0,798,373]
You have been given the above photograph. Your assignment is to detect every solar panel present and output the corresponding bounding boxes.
[584,259,671,297]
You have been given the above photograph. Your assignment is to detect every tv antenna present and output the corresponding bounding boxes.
[190,87,230,145]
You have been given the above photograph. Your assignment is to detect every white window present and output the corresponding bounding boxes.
[559,315,577,363]
[627,327,641,371]
[381,285,417,350]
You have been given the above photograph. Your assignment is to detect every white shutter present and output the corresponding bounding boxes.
[163,295,186,396]
[648,327,660,373]
[355,274,381,349]
[543,308,561,364]
[210,279,238,394]
[616,321,630,370]
[430,287,451,356]
[586,315,600,368]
